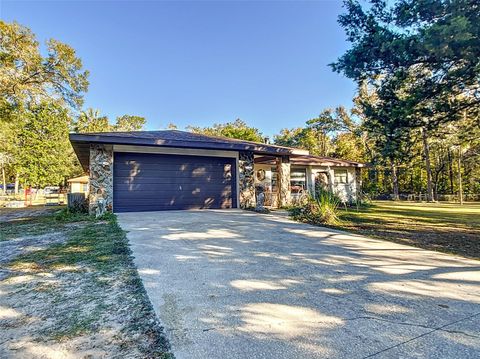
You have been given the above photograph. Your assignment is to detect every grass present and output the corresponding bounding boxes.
[1,208,173,358]
[0,207,92,241]
[334,201,480,259]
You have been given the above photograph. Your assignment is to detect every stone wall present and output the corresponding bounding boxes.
[277,155,291,207]
[89,144,113,214]
[239,151,255,208]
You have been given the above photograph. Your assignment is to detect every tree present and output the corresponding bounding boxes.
[16,102,74,187]
[74,108,109,133]
[274,127,321,154]
[332,0,480,200]
[73,110,146,133]
[0,112,22,193]
[0,21,89,113]
[332,0,480,121]
[0,152,13,194]
[188,119,264,142]
[307,107,356,156]
[357,78,418,200]
[114,115,146,132]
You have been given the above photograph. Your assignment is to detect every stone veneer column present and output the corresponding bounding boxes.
[277,155,291,207]
[238,151,255,209]
[89,144,113,214]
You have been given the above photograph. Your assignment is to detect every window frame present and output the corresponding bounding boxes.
[334,169,348,185]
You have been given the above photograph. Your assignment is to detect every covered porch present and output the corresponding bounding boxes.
[238,151,364,209]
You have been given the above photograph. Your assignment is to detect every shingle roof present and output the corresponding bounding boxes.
[67,175,89,183]
[71,130,307,152]
[69,130,309,170]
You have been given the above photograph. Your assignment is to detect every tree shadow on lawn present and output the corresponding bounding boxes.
[337,207,480,259]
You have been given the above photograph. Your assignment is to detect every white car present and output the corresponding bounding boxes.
[44,186,60,195]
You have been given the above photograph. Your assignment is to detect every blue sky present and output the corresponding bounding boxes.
[1,0,356,136]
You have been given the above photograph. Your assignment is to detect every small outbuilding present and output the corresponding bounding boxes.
[67,175,89,196]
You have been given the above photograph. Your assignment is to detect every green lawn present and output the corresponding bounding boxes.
[336,201,480,259]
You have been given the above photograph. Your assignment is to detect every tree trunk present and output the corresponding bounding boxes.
[458,147,463,205]
[14,173,19,195]
[448,149,454,194]
[422,127,434,202]
[1,166,6,195]
[390,158,399,201]
[410,171,414,193]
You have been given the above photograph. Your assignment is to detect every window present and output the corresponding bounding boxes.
[271,168,278,192]
[270,167,307,193]
[82,184,88,192]
[334,169,348,184]
[290,168,306,193]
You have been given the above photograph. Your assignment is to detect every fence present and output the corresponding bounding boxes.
[373,193,480,202]
[1,189,67,207]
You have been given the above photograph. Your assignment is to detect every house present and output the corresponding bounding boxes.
[69,130,364,214]
[67,175,89,196]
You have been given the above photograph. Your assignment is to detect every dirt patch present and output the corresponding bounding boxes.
[0,206,59,222]
[0,207,173,358]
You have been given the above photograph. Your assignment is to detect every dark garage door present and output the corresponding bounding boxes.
[113,152,236,212]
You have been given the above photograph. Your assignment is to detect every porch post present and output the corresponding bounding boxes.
[89,144,113,215]
[277,155,291,207]
[355,167,362,201]
[327,166,335,192]
[239,151,256,208]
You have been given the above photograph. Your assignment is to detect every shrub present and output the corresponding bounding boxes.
[288,189,341,225]
[54,207,92,222]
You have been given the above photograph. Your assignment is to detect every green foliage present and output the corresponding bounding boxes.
[114,115,146,132]
[274,127,322,154]
[332,0,480,131]
[188,118,264,142]
[74,109,110,133]
[0,20,89,111]
[275,106,362,158]
[16,101,75,187]
[73,109,146,133]
[54,207,92,222]
[289,190,341,226]
[332,132,366,162]
[329,0,480,199]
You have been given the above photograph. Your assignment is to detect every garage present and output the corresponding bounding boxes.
[113,152,236,212]
[69,130,307,214]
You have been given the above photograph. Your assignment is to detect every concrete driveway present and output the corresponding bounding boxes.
[118,210,480,358]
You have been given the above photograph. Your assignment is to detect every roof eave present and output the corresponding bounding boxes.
[69,133,306,159]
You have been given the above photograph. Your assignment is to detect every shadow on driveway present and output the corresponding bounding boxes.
[118,209,480,359]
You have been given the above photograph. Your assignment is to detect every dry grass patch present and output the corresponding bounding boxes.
[0,208,173,358]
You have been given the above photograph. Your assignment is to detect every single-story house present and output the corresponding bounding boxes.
[67,175,89,196]
[69,130,364,214]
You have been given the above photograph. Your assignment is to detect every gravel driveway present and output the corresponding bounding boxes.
[118,209,480,359]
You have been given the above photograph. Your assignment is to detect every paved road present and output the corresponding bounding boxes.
[118,209,480,358]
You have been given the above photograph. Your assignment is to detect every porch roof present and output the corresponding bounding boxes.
[255,154,365,167]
